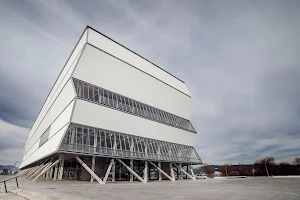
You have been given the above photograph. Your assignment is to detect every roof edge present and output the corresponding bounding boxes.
[85,25,185,84]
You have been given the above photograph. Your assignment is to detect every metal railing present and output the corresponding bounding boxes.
[59,143,202,164]
[0,176,19,193]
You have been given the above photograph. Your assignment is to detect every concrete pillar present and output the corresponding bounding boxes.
[179,164,183,179]
[46,158,54,179]
[49,165,54,179]
[53,164,59,181]
[91,156,95,182]
[58,155,64,181]
[112,160,115,182]
[130,160,133,182]
[158,162,162,181]
[190,165,195,178]
[170,163,175,180]
[143,161,148,183]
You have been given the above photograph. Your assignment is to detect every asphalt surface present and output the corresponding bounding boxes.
[1,176,300,200]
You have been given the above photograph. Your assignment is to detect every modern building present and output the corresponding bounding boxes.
[18,26,202,183]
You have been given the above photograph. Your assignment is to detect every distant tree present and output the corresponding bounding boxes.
[278,162,293,175]
[202,164,215,177]
[293,157,300,165]
[219,165,226,176]
[254,156,275,176]
[237,164,254,176]
[219,163,234,177]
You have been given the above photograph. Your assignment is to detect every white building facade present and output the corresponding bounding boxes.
[18,27,202,183]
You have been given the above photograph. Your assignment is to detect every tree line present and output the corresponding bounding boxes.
[201,156,300,177]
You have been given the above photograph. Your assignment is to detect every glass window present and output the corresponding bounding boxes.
[128,99,133,113]
[121,97,127,112]
[72,79,196,133]
[117,95,123,110]
[89,128,94,146]
[76,126,83,145]
[83,83,89,99]
[39,127,50,147]
[125,98,131,113]
[88,85,94,101]
[94,87,99,102]
[112,93,117,108]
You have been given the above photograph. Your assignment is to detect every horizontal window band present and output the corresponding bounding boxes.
[59,123,202,164]
[72,78,196,133]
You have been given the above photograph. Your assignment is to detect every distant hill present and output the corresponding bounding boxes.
[0,165,18,172]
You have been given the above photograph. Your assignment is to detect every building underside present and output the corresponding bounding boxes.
[18,122,201,183]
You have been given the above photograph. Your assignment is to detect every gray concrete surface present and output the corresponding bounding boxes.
[2,176,300,200]
[0,192,27,200]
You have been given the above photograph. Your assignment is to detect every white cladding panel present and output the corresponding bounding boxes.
[72,44,191,119]
[21,101,74,167]
[20,125,68,169]
[22,140,39,162]
[49,100,75,138]
[87,28,190,96]
[27,30,87,141]
[72,100,195,146]
[24,79,75,154]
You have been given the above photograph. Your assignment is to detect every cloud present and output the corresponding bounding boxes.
[0,0,299,165]
[0,120,29,165]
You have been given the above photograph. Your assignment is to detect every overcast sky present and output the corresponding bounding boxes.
[0,0,300,166]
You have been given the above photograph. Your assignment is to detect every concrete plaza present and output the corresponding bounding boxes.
[1,176,300,200]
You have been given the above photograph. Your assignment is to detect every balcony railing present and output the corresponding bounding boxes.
[59,143,201,164]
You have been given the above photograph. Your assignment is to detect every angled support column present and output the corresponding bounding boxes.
[179,164,183,179]
[58,155,64,181]
[27,162,50,180]
[23,165,41,179]
[158,162,162,181]
[116,159,146,183]
[149,161,175,182]
[143,161,148,183]
[170,163,175,181]
[190,166,196,179]
[21,167,34,178]
[18,169,28,177]
[32,158,62,182]
[103,159,114,183]
[75,156,104,184]
[130,160,133,182]
[91,156,96,182]
[48,158,55,180]
[53,164,59,181]
[46,158,54,179]
[112,160,115,182]
[20,169,30,176]
[174,164,196,180]
[24,167,37,179]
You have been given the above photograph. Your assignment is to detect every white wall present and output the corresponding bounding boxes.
[72,44,191,119]
[87,28,190,96]
[24,79,75,154]
[19,124,69,169]
[20,101,74,169]
[72,100,195,146]
[27,29,87,142]
[49,100,75,138]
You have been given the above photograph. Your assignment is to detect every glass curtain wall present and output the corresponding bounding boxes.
[60,123,202,164]
[73,78,196,133]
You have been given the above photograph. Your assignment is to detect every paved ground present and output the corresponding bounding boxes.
[2,176,300,200]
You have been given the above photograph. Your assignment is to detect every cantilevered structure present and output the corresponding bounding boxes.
[18,26,202,183]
